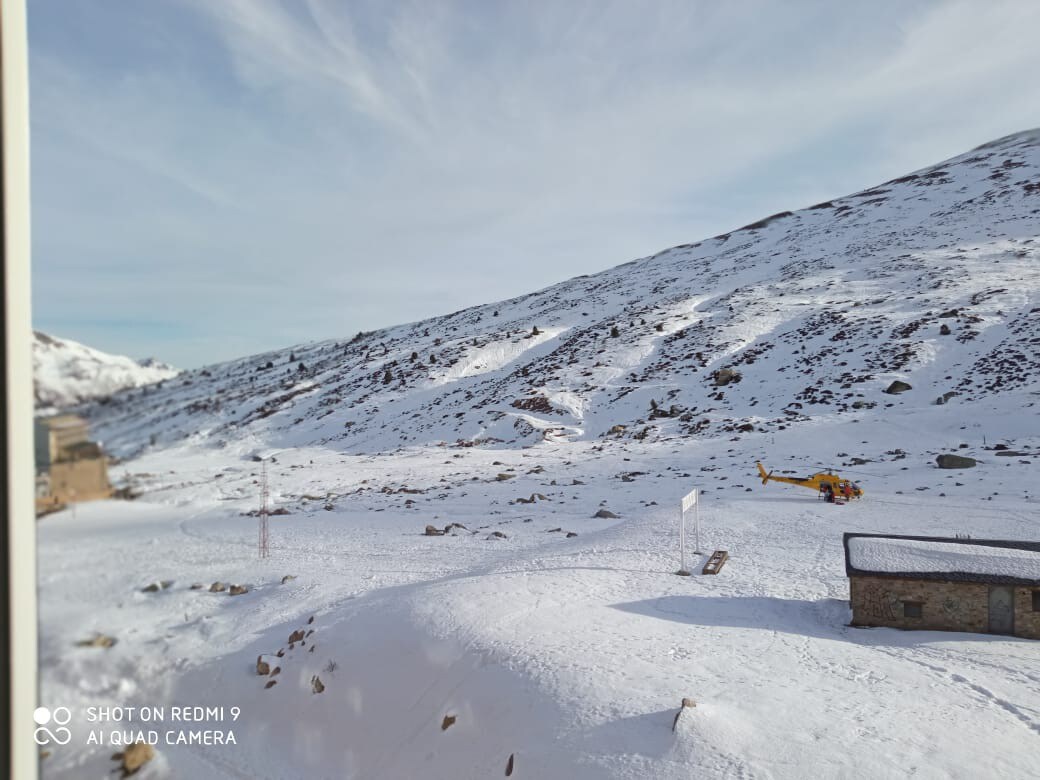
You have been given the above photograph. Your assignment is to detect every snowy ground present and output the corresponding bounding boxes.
[36,408,1040,779]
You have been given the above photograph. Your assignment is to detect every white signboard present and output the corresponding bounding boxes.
[681,488,698,513]
[678,487,700,575]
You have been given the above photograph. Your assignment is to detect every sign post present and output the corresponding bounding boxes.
[678,488,699,575]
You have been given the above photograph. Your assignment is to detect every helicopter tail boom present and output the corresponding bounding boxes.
[756,461,771,485]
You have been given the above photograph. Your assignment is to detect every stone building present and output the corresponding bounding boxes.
[843,533,1040,640]
[35,414,112,513]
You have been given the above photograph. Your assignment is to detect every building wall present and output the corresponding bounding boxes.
[47,458,111,504]
[34,419,51,470]
[35,415,90,469]
[1016,589,1040,639]
[51,421,89,459]
[849,575,1039,640]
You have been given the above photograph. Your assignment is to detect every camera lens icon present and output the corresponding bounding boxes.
[34,706,72,745]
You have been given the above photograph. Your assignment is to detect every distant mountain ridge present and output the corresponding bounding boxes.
[33,330,179,412]
[82,129,1040,457]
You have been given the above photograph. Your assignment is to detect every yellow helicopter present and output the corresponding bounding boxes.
[756,462,863,501]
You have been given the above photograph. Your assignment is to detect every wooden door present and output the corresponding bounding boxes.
[987,586,1014,635]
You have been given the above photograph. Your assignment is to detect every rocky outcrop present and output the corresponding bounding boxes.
[936,454,977,469]
[713,368,741,387]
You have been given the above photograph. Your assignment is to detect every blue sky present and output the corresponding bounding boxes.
[29,0,1040,368]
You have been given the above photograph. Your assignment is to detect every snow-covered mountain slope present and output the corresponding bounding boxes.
[84,130,1040,459]
[33,330,179,413]
[36,131,1040,780]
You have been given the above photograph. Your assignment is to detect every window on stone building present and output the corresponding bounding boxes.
[903,601,923,618]
[1033,591,1040,612]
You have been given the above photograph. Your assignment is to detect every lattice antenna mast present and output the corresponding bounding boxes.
[258,458,270,558]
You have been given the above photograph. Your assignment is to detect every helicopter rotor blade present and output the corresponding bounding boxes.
[813,464,881,478]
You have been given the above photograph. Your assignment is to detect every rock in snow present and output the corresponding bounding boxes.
[936,454,977,469]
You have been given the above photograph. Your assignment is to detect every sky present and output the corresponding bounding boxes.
[28,0,1040,369]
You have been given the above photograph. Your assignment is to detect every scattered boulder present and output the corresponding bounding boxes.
[256,656,270,675]
[189,583,204,590]
[713,368,741,387]
[933,391,958,405]
[76,633,117,649]
[311,675,325,694]
[140,580,173,593]
[593,509,620,519]
[441,715,456,731]
[506,753,515,776]
[289,629,305,643]
[444,522,468,533]
[939,323,952,335]
[209,582,227,593]
[281,575,297,584]
[515,493,549,504]
[228,584,248,596]
[117,741,154,777]
[488,531,508,540]
[608,425,626,435]
[884,380,912,394]
[495,473,516,481]
[425,525,445,536]
[566,532,578,538]
[264,680,277,689]
[936,454,977,469]
[672,698,697,732]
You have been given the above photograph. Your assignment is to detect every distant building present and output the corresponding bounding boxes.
[34,414,112,514]
[843,533,1040,640]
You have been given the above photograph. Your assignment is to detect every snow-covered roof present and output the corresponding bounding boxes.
[843,533,1040,586]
